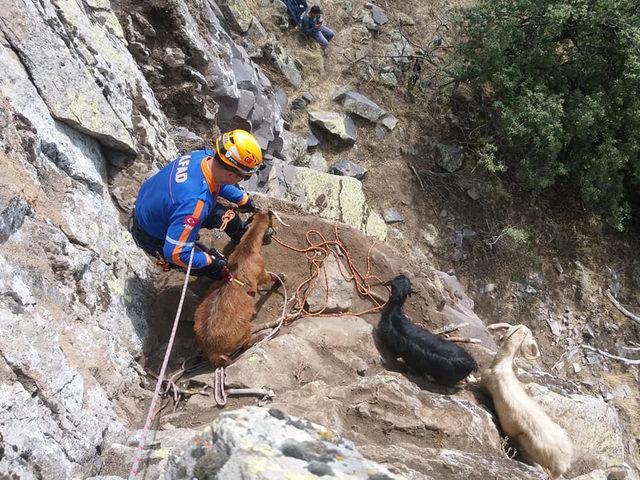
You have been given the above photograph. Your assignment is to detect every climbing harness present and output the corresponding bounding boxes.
[218,208,236,232]
[127,247,195,480]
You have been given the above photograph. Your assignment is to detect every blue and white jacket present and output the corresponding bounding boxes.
[134,149,249,270]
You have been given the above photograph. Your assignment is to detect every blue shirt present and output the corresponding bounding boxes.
[134,149,247,270]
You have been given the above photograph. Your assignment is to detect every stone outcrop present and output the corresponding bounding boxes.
[115,0,284,158]
[0,75,154,480]
[100,407,405,479]
[244,159,387,239]
[0,0,176,162]
[0,0,288,476]
[162,407,404,479]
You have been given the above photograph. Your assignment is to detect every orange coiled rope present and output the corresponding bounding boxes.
[272,223,388,321]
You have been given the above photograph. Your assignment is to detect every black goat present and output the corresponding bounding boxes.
[378,275,477,386]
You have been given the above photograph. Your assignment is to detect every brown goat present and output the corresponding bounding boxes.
[194,210,278,367]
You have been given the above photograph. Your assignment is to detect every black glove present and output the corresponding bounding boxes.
[207,247,227,270]
[238,198,256,213]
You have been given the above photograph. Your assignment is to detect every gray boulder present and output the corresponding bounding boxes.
[370,5,389,25]
[218,0,253,33]
[161,407,403,479]
[306,131,320,148]
[434,143,464,173]
[164,47,186,68]
[235,89,256,119]
[308,111,357,144]
[387,30,416,67]
[331,85,352,102]
[275,89,288,112]
[306,254,357,313]
[231,57,256,90]
[308,152,328,172]
[361,9,379,32]
[329,159,367,180]
[279,129,309,166]
[340,91,386,122]
[380,113,399,130]
[380,71,398,87]
[383,208,404,224]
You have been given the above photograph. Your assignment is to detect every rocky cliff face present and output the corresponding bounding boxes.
[0,1,638,479]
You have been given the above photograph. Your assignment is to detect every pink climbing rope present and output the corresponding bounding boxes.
[212,271,288,406]
[128,248,195,480]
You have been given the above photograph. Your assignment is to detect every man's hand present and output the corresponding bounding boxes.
[208,248,227,270]
[238,198,257,213]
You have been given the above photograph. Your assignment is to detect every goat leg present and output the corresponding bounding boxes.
[487,322,512,331]
[442,335,482,344]
[252,320,280,333]
[434,322,469,335]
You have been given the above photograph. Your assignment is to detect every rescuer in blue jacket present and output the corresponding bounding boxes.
[130,129,263,279]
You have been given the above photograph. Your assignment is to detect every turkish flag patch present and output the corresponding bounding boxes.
[184,215,200,228]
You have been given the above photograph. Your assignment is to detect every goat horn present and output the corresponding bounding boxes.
[487,322,512,330]
[269,209,291,227]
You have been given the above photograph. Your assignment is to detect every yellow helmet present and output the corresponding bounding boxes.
[215,129,263,177]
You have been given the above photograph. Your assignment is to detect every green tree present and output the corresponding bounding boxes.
[454,0,640,229]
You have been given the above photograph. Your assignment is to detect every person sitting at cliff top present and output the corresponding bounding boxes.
[281,0,308,26]
[129,129,262,279]
[302,6,334,50]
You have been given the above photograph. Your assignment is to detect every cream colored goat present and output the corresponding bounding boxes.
[482,323,573,479]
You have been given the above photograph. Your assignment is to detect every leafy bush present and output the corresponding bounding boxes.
[454,0,640,229]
